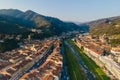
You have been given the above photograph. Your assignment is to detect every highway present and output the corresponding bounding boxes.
[65,41,95,80]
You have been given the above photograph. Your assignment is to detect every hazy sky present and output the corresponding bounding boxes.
[0,0,120,22]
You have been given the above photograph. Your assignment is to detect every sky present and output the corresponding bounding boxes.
[0,0,120,22]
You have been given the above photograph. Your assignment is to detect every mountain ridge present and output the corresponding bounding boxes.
[88,16,120,35]
[0,9,88,35]
[87,16,120,46]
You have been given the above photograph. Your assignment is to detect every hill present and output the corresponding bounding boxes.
[87,16,120,46]
[0,15,30,34]
[88,16,120,35]
[0,9,88,35]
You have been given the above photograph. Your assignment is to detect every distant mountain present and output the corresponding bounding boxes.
[0,9,88,35]
[88,16,120,35]
[74,22,81,25]
[0,9,49,28]
[87,16,120,46]
[0,15,30,34]
[0,9,23,16]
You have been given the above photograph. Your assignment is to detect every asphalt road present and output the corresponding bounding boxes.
[65,41,95,80]
[25,45,53,73]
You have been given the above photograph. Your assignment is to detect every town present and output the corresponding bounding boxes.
[74,33,120,79]
[0,0,120,80]
[0,32,120,80]
[0,38,63,80]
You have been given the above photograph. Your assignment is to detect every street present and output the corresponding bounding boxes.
[25,45,54,73]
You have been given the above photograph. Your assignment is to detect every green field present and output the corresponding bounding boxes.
[64,44,87,80]
[67,40,110,80]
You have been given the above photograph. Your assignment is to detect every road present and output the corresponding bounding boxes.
[60,43,69,80]
[65,41,95,80]
[25,44,54,73]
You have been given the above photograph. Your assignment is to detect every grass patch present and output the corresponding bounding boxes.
[64,44,87,80]
[67,40,110,80]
